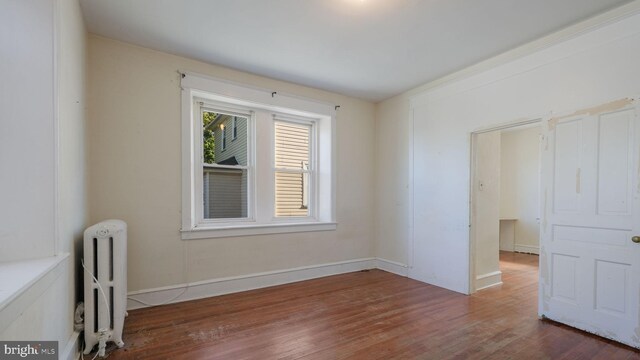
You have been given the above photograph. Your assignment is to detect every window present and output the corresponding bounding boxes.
[232,117,238,140]
[202,109,249,219]
[181,73,336,239]
[274,120,312,217]
[221,124,227,150]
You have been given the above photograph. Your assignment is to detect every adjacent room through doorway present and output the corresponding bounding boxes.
[470,121,542,294]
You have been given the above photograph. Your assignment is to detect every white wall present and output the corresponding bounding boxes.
[500,126,541,253]
[1,1,88,358]
[56,0,88,356]
[0,0,56,262]
[499,220,516,252]
[376,8,640,294]
[88,36,376,293]
[374,96,412,266]
[472,131,501,290]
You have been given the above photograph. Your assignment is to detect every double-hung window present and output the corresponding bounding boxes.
[274,119,313,217]
[200,105,250,220]
[181,72,336,239]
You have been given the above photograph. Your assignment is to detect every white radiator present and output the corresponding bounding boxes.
[83,220,127,356]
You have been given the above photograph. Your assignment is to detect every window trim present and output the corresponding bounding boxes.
[272,116,316,220]
[180,72,336,239]
[198,102,254,224]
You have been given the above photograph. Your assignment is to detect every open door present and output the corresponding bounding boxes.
[539,99,640,348]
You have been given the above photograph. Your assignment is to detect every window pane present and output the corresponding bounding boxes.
[202,111,248,219]
[203,168,248,219]
[275,171,309,217]
[275,122,309,169]
[275,121,311,217]
[202,112,248,166]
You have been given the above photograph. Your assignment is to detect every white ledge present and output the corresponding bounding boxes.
[0,254,69,332]
[181,222,337,240]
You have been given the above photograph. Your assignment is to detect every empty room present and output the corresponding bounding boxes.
[2,0,640,359]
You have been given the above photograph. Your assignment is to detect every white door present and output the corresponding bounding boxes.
[539,102,640,348]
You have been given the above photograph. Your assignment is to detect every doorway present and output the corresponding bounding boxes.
[470,120,542,293]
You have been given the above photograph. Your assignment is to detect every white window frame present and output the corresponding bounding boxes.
[272,115,316,221]
[198,102,254,224]
[180,72,336,239]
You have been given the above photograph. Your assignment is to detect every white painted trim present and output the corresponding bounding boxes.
[475,271,503,291]
[408,107,415,270]
[53,0,60,257]
[468,119,543,294]
[127,258,376,310]
[514,244,540,255]
[180,88,195,233]
[376,258,409,276]
[181,74,336,236]
[272,115,318,220]
[181,222,337,240]
[60,330,80,360]
[126,258,414,310]
[0,254,69,333]
[468,132,477,294]
[330,108,337,228]
[404,1,640,101]
[181,73,335,118]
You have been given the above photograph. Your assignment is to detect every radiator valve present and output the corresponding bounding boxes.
[74,302,85,332]
[97,328,110,357]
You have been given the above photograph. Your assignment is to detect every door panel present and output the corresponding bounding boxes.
[550,253,579,303]
[540,102,640,349]
[553,225,628,247]
[594,259,629,316]
[597,110,634,216]
[553,119,583,213]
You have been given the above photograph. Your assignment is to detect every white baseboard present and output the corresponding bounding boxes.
[475,270,502,291]
[499,244,515,252]
[61,330,80,360]
[514,244,540,255]
[127,258,377,310]
[375,258,409,276]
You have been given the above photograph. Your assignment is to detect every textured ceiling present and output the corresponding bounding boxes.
[80,0,633,101]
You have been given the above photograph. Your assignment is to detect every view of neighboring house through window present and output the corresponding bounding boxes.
[274,120,312,217]
[221,123,227,150]
[202,109,248,219]
[232,117,238,140]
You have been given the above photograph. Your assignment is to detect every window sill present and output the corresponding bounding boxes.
[0,254,69,332]
[181,222,337,240]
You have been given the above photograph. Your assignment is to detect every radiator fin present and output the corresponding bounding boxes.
[93,288,98,333]
[109,237,113,282]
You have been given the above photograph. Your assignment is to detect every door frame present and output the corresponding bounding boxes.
[468,118,542,294]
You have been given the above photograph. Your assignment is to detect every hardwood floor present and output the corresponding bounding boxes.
[103,252,640,359]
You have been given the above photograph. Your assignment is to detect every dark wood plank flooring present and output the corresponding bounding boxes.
[103,252,640,359]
